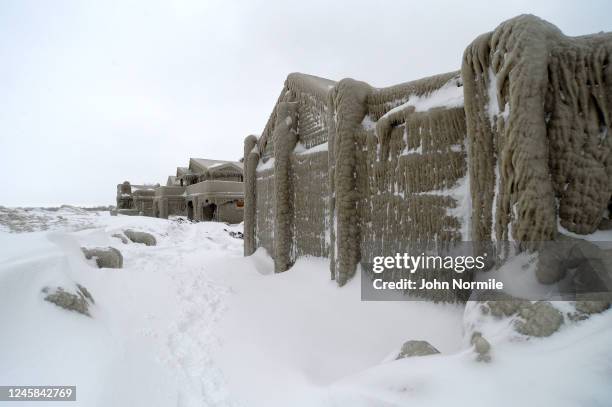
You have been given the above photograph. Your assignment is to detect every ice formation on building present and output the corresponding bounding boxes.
[243,15,612,300]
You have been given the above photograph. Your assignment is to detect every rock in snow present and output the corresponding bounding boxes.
[42,284,94,317]
[515,301,564,338]
[478,294,564,338]
[479,292,527,318]
[81,247,123,268]
[471,331,491,362]
[396,340,440,359]
[124,229,157,246]
[574,300,611,316]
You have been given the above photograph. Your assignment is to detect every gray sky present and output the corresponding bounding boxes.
[1,0,610,206]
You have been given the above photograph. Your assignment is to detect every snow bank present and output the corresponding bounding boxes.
[329,310,612,406]
[207,254,463,406]
[0,213,242,406]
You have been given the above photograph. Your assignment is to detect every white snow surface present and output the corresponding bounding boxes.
[381,76,464,120]
[294,141,329,155]
[256,157,274,172]
[0,210,611,406]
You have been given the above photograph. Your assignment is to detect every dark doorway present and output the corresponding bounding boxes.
[202,203,217,221]
[187,201,194,220]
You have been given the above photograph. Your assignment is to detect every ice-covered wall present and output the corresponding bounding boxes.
[153,186,186,219]
[244,15,612,299]
[291,148,330,259]
[244,73,333,268]
[244,71,469,298]
[357,73,469,301]
[463,14,612,243]
[254,167,275,254]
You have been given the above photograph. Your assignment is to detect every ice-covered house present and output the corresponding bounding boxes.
[151,181,186,220]
[179,158,245,223]
[166,175,181,186]
[115,181,160,217]
[243,15,612,300]
[116,158,245,223]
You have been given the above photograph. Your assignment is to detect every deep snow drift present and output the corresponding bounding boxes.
[0,209,611,406]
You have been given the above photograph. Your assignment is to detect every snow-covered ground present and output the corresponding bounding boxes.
[0,209,611,406]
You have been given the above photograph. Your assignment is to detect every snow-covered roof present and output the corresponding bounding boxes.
[286,72,336,98]
[166,176,180,186]
[176,167,192,177]
[189,158,243,173]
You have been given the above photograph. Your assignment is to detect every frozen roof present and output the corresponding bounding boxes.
[176,167,192,176]
[286,72,336,97]
[166,176,180,186]
[189,158,243,173]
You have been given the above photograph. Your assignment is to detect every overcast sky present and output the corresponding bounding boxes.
[1,0,610,206]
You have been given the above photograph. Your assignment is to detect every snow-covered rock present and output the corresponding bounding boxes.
[575,300,611,315]
[470,332,491,362]
[124,229,157,246]
[395,340,440,359]
[475,294,563,338]
[43,284,94,317]
[515,301,564,337]
[81,246,123,269]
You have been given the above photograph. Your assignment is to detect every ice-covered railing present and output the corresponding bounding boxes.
[258,73,336,158]
[116,184,158,194]
[462,14,612,243]
[185,180,244,196]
